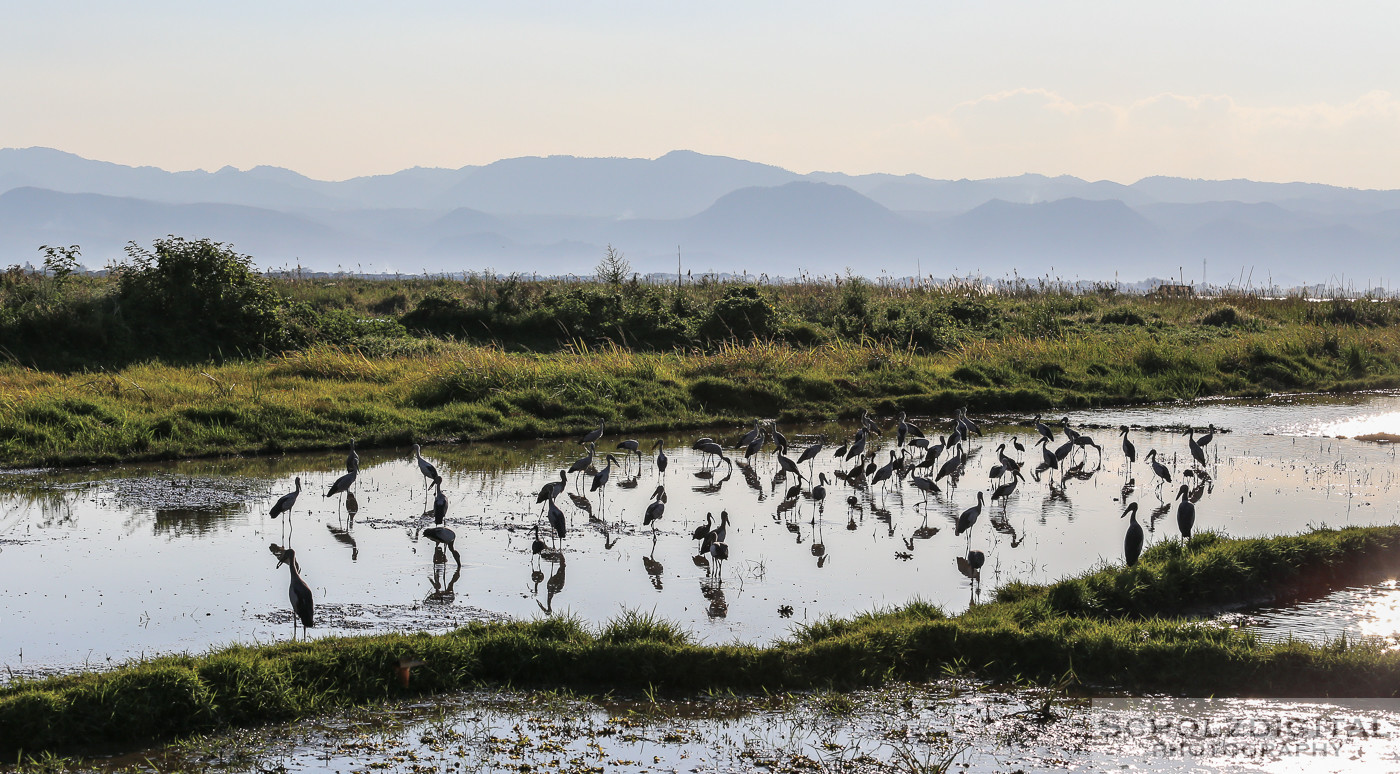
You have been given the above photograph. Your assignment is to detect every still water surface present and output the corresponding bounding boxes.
[3,392,1400,677]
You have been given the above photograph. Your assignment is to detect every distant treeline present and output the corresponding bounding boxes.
[4,237,1400,371]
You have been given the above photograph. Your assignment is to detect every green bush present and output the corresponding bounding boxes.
[1100,307,1146,325]
[1200,306,1241,327]
[116,237,286,359]
[699,285,778,341]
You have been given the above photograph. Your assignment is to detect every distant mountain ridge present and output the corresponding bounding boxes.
[3,146,1400,287]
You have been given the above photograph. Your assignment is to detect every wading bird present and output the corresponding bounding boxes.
[738,420,763,451]
[1122,502,1143,567]
[777,451,805,483]
[432,479,448,523]
[692,512,713,543]
[567,443,596,481]
[270,477,301,519]
[346,438,359,474]
[581,420,605,447]
[1145,449,1172,486]
[590,454,620,492]
[325,469,356,500]
[654,439,668,474]
[1119,426,1136,465]
[1187,429,1207,468]
[547,496,567,542]
[411,444,439,487]
[709,541,729,578]
[1036,436,1059,472]
[955,491,984,538]
[909,474,939,504]
[811,472,829,507]
[275,548,314,635]
[694,440,732,471]
[617,439,642,465]
[990,477,1017,504]
[537,470,567,506]
[869,451,897,491]
[934,447,963,483]
[1197,424,1218,448]
[423,526,462,566]
[957,407,981,437]
[644,485,667,531]
[1175,484,1195,539]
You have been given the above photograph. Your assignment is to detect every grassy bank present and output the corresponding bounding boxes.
[5,525,1400,758]
[6,321,1400,468]
[8,241,1400,466]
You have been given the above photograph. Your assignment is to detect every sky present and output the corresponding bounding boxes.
[4,1,1400,187]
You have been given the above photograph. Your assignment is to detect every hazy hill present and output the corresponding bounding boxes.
[430,150,799,218]
[0,187,366,267]
[5,146,1400,285]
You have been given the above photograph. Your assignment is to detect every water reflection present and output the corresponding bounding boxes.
[10,396,1400,675]
[534,555,567,614]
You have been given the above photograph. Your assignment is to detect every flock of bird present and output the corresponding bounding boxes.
[262,412,1220,635]
[265,439,465,636]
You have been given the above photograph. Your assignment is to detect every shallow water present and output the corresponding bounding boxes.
[78,683,1400,774]
[1231,580,1400,650]
[4,392,1400,677]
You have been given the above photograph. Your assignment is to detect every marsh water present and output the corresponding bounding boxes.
[87,684,1400,774]
[4,392,1400,678]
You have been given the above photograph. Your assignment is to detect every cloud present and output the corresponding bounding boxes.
[879,89,1400,187]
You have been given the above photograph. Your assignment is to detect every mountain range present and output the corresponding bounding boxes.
[4,147,1400,287]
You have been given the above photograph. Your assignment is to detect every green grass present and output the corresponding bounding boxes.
[8,263,1400,466]
[6,316,1400,467]
[5,525,1400,758]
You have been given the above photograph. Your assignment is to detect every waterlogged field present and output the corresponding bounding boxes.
[74,685,1400,774]
[3,393,1400,679]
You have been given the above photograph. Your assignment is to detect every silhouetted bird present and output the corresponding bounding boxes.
[270,477,301,519]
[276,548,314,632]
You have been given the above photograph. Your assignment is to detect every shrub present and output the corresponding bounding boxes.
[699,285,779,342]
[116,237,286,359]
[1100,307,1146,325]
[1200,306,1241,327]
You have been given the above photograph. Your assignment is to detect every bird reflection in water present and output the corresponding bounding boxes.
[326,521,358,561]
[425,549,460,604]
[956,550,986,607]
[810,517,828,569]
[693,467,731,495]
[567,492,593,518]
[702,577,728,619]
[988,511,1023,548]
[737,461,764,496]
[1148,502,1173,532]
[534,555,567,614]
[907,516,939,551]
[642,534,664,590]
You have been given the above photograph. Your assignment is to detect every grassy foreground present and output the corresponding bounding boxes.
[5,525,1400,758]
[6,319,1400,468]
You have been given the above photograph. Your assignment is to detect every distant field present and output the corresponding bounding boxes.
[4,238,1400,466]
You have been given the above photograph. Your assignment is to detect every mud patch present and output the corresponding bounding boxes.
[254,601,509,631]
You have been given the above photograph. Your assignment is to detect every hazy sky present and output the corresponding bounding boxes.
[4,1,1399,187]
